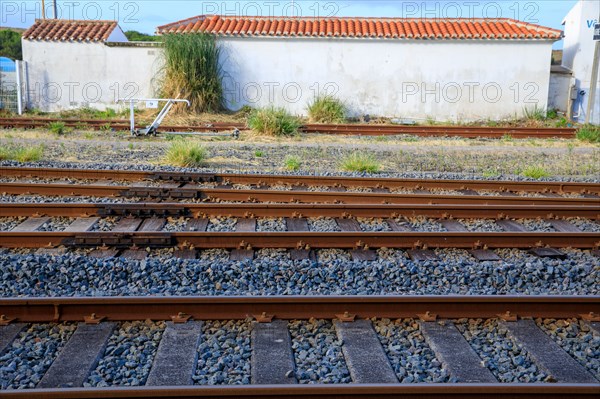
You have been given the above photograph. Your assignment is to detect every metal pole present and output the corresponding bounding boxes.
[130,100,135,134]
[41,0,46,19]
[53,0,58,19]
[15,60,23,115]
[585,40,600,124]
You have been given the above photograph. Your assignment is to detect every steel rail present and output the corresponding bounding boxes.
[2,183,598,206]
[2,202,598,219]
[0,117,243,132]
[1,295,596,321]
[302,124,577,138]
[1,384,598,399]
[2,166,598,194]
[0,231,597,249]
[198,188,599,206]
[0,117,578,138]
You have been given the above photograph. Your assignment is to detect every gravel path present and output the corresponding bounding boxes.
[536,318,600,381]
[455,319,550,383]
[0,248,597,296]
[288,319,351,384]
[86,321,165,387]
[0,323,77,389]
[193,320,251,385]
[373,318,450,383]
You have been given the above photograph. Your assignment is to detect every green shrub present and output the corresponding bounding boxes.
[164,139,208,167]
[284,155,301,171]
[307,95,346,123]
[48,121,66,135]
[161,33,223,113]
[546,108,558,119]
[247,107,301,136]
[520,165,550,179]
[576,125,600,143]
[12,145,44,162]
[254,150,264,157]
[339,151,381,173]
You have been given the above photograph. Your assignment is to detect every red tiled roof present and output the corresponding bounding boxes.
[157,15,562,40]
[23,19,118,42]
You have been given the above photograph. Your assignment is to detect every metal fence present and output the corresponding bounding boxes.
[0,57,24,114]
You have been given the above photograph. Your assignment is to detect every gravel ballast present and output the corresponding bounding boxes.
[0,323,77,389]
[536,318,600,381]
[288,319,351,384]
[455,319,550,383]
[373,318,450,383]
[193,320,251,385]
[0,248,597,296]
[86,321,165,387]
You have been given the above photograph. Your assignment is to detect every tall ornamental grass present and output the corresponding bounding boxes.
[161,33,223,113]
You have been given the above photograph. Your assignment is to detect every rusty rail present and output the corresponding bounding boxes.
[0,117,578,138]
[2,166,598,194]
[302,123,577,138]
[2,202,598,219]
[0,231,597,249]
[1,295,596,322]
[2,182,599,206]
[1,297,598,398]
[0,384,598,399]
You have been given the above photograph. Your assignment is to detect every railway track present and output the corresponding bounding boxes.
[0,117,578,138]
[2,167,598,257]
[2,167,599,205]
[1,204,598,261]
[0,296,598,397]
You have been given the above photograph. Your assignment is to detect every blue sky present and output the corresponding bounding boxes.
[1,0,578,47]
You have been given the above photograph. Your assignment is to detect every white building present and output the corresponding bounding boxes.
[22,19,161,111]
[23,16,563,121]
[562,0,600,125]
[158,15,562,122]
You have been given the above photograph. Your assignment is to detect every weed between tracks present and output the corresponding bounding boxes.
[163,139,208,167]
[0,143,44,162]
[340,152,381,173]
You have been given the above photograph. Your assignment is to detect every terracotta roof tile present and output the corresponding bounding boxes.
[157,16,562,41]
[23,19,118,42]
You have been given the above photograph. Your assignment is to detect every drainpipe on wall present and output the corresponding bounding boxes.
[41,0,45,19]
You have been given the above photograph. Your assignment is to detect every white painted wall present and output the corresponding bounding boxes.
[548,70,573,113]
[219,37,555,122]
[23,35,556,121]
[562,0,600,124]
[22,40,162,111]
